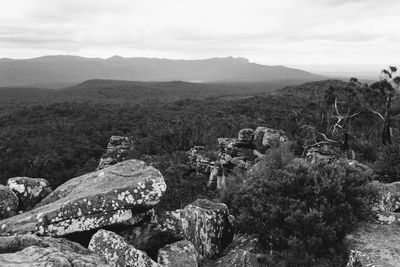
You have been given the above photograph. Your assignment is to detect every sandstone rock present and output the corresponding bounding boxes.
[120,210,183,253]
[346,223,400,267]
[254,127,288,151]
[370,180,400,212]
[121,199,233,261]
[97,136,135,170]
[237,128,254,143]
[7,177,52,211]
[203,234,263,267]
[186,146,213,174]
[0,234,108,266]
[0,160,166,237]
[89,229,158,267]
[181,199,233,260]
[0,185,19,220]
[157,240,199,267]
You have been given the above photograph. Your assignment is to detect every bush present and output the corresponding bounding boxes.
[374,144,400,182]
[230,147,375,266]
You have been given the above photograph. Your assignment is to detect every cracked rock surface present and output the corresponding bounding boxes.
[0,185,19,220]
[0,160,166,237]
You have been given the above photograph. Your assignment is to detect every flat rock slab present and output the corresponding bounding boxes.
[346,222,400,267]
[0,234,108,266]
[0,160,166,237]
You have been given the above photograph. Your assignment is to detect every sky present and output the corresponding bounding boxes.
[0,0,399,77]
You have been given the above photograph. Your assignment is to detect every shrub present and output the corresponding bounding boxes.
[230,148,375,265]
[374,144,400,182]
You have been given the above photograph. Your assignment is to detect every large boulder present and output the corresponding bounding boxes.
[89,229,158,267]
[0,234,108,266]
[97,136,135,170]
[120,199,233,261]
[0,160,166,237]
[157,240,199,267]
[181,199,233,260]
[0,185,19,220]
[7,177,52,211]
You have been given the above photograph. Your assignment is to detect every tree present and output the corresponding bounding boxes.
[367,67,400,145]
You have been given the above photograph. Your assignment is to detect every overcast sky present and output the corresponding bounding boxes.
[0,0,399,75]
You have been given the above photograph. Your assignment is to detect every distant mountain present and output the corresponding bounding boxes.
[0,55,323,88]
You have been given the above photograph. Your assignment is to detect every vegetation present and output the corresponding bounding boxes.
[230,146,375,266]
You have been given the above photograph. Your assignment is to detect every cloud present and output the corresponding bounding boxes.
[0,0,399,67]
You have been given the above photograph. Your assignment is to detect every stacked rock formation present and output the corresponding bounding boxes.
[187,126,289,176]
[97,135,135,170]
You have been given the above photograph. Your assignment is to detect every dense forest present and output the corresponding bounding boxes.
[1,73,400,265]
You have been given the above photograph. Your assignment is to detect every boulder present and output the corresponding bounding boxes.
[120,210,183,253]
[237,128,254,143]
[345,223,400,267]
[370,180,400,212]
[97,136,135,170]
[157,240,199,267]
[89,229,158,267]
[0,160,166,237]
[121,199,233,261]
[0,185,19,220]
[186,146,213,174]
[7,177,52,211]
[203,234,263,267]
[0,234,108,266]
[254,127,288,151]
[180,199,233,260]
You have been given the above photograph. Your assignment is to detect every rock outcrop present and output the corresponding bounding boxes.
[0,185,19,220]
[7,177,52,211]
[97,136,135,170]
[157,240,199,267]
[0,160,166,237]
[120,199,233,261]
[89,229,158,267]
[0,234,108,266]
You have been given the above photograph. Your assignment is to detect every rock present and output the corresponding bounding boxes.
[89,229,158,267]
[157,240,199,267]
[98,136,135,170]
[237,128,254,143]
[7,177,52,211]
[121,199,233,261]
[120,210,183,253]
[345,223,400,267]
[203,234,263,267]
[181,199,233,260]
[0,185,19,220]
[370,180,400,212]
[186,146,213,174]
[254,127,288,151]
[0,160,166,237]
[0,234,108,266]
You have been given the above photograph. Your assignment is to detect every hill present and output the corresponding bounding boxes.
[0,55,324,87]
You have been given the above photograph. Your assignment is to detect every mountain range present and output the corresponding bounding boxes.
[0,55,323,88]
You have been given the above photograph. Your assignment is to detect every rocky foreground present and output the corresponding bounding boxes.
[1,130,400,266]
